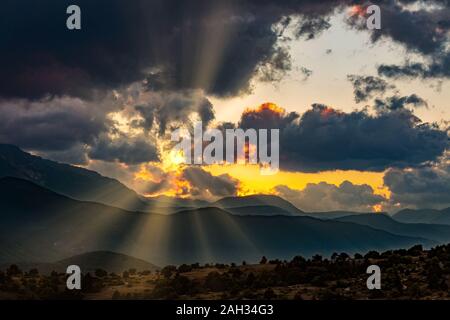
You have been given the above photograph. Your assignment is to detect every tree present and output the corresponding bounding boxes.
[6,264,22,277]
[161,265,177,279]
[408,245,423,256]
[364,251,380,259]
[172,274,192,294]
[95,268,108,278]
[178,264,192,273]
[354,253,363,260]
[260,256,268,264]
[28,268,39,277]
[426,257,448,290]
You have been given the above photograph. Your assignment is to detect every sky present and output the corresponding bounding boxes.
[0,0,449,213]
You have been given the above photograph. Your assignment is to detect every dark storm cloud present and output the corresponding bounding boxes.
[239,103,449,172]
[0,97,109,151]
[0,0,352,100]
[374,94,428,110]
[134,90,215,135]
[275,181,385,212]
[384,155,450,209]
[258,47,292,83]
[378,55,450,79]
[182,167,239,198]
[295,17,332,40]
[239,103,299,130]
[88,134,159,165]
[37,144,90,166]
[369,2,450,55]
[359,1,450,79]
[347,75,393,103]
[1,0,444,99]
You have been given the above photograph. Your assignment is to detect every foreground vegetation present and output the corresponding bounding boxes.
[1,244,450,300]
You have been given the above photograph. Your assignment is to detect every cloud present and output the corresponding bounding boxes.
[182,167,239,198]
[347,75,394,103]
[294,16,331,40]
[239,102,299,130]
[88,134,159,165]
[36,144,90,165]
[384,153,450,210]
[378,55,450,79]
[374,94,428,111]
[238,103,449,172]
[360,2,450,80]
[0,0,351,100]
[0,97,110,152]
[275,181,385,212]
[134,90,215,135]
[348,1,449,56]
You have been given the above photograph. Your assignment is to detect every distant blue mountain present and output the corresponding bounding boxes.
[393,208,450,225]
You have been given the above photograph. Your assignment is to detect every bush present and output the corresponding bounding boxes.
[95,269,108,278]
[161,265,177,279]
[178,264,193,273]
[6,264,22,277]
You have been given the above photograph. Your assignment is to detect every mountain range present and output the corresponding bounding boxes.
[0,144,449,266]
[392,208,450,225]
[336,213,450,244]
[0,176,436,266]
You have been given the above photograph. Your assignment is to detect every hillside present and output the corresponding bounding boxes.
[0,251,158,275]
[224,205,293,216]
[0,177,434,266]
[0,144,150,212]
[336,213,450,244]
[212,194,304,215]
[393,208,450,225]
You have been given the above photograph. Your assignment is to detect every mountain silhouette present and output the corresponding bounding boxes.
[0,251,158,275]
[393,208,450,225]
[212,194,304,215]
[336,213,450,244]
[224,205,293,216]
[0,144,150,212]
[0,177,435,266]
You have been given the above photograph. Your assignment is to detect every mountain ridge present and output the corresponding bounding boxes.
[0,177,434,265]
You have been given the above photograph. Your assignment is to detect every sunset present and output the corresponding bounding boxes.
[0,0,450,313]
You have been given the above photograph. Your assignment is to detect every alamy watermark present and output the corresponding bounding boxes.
[171,122,279,175]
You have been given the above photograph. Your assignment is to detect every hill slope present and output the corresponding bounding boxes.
[212,195,304,215]
[224,205,293,216]
[0,177,435,265]
[336,213,450,244]
[393,208,450,225]
[0,144,150,212]
[0,251,158,275]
